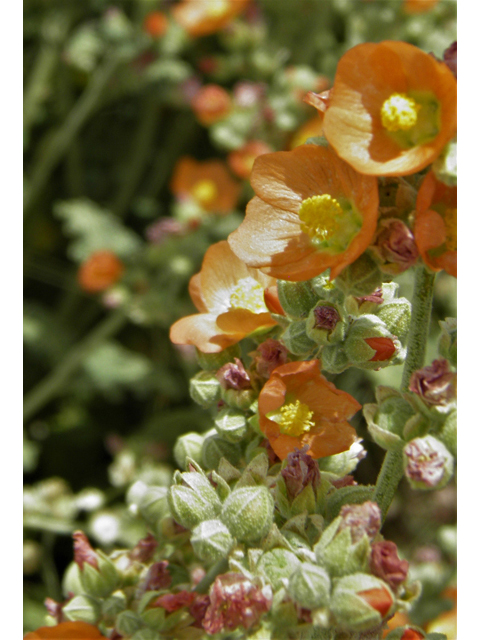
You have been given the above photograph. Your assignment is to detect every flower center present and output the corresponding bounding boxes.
[205,0,229,17]
[298,194,362,252]
[443,208,457,251]
[229,278,268,313]
[279,400,314,437]
[381,93,420,132]
[191,179,218,207]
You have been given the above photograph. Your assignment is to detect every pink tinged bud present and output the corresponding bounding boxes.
[144,561,172,591]
[253,339,289,379]
[403,436,453,489]
[73,531,98,570]
[313,305,340,331]
[203,573,272,635]
[216,358,252,390]
[338,501,381,543]
[154,590,196,612]
[189,594,210,628]
[443,41,457,78]
[281,446,321,499]
[355,287,384,306]
[375,219,419,272]
[130,533,158,563]
[44,597,65,624]
[370,541,409,591]
[409,359,456,406]
[332,475,357,489]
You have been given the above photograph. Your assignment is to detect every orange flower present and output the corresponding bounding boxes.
[258,360,360,460]
[191,85,232,125]
[170,241,278,353]
[24,622,106,640]
[143,11,168,38]
[228,144,379,281]
[414,171,456,277]
[403,0,439,14]
[170,157,240,214]
[228,140,273,179]
[172,0,251,38]
[322,41,457,176]
[289,116,325,149]
[78,251,124,293]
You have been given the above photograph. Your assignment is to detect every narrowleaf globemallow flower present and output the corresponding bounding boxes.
[23,622,107,639]
[258,359,360,460]
[228,144,379,281]
[78,251,124,293]
[170,241,278,353]
[321,41,457,176]
[172,0,251,38]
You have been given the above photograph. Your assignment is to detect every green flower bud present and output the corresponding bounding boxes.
[168,471,222,530]
[62,562,84,597]
[330,573,394,632]
[345,315,404,370]
[102,592,127,623]
[214,407,248,443]
[376,298,411,342]
[321,344,350,374]
[305,302,347,346]
[80,550,120,598]
[287,562,331,609]
[432,138,457,187]
[173,432,204,470]
[221,387,258,411]
[221,485,274,542]
[116,610,145,636]
[63,595,101,624]
[131,629,162,640]
[314,517,371,578]
[196,344,241,371]
[191,519,234,561]
[281,319,318,356]
[201,429,242,469]
[138,486,170,531]
[276,280,318,319]
[383,626,426,639]
[363,387,421,452]
[189,371,221,408]
[257,548,301,590]
[438,317,457,368]
[335,253,383,297]
[403,436,454,491]
[437,409,456,457]
[317,440,366,477]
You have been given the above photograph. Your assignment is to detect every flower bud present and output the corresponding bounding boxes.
[305,302,346,346]
[276,280,318,319]
[335,253,383,297]
[63,595,101,624]
[131,629,161,640]
[317,439,366,476]
[214,407,248,443]
[281,319,318,356]
[330,573,394,632]
[73,531,120,598]
[320,344,349,374]
[403,436,454,490]
[62,562,84,597]
[189,371,221,408]
[173,432,204,470]
[345,315,403,370]
[196,344,241,371]
[383,627,426,640]
[314,515,371,578]
[281,447,321,500]
[409,359,456,408]
[250,339,289,379]
[216,358,251,390]
[138,486,170,531]
[221,486,274,542]
[376,298,412,342]
[338,501,381,543]
[370,541,409,592]
[191,519,234,562]
[168,471,222,530]
[287,562,331,610]
[201,429,242,469]
[438,317,457,368]
[363,387,418,451]
[257,549,301,590]
[371,219,419,275]
[221,387,257,411]
[102,593,127,623]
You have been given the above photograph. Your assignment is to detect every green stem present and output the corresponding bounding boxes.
[374,266,436,522]
[40,532,62,603]
[23,307,128,423]
[24,53,119,217]
[194,558,229,594]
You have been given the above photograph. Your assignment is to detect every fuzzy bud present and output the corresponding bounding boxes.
[330,573,394,632]
[372,219,419,275]
[73,531,120,598]
[251,339,289,379]
[116,610,144,636]
[221,486,274,542]
[276,280,318,319]
[306,302,346,346]
[168,471,222,530]
[201,430,242,469]
[338,501,381,543]
[403,436,454,490]
[438,409,457,457]
[314,516,371,578]
[409,360,456,408]
[189,371,221,408]
[287,562,331,610]
[214,407,248,443]
[62,595,101,624]
[320,343,350,374]
[281,319,317,356]
[257,549,301,590]
[345,315,403,370]
[370,541,409,591]
[281,447,321,500]
[363,387,421,452]
[191,519,234,562]
[173,432,204,470]
[216,358,251,390]
[138,486,170,532]
[376,298,412,342]
[335,253,383,297]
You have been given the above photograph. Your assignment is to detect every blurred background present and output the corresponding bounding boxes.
[23,0,456,634]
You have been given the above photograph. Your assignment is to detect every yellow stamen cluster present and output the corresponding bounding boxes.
[381,93,421,132]
[230,278,268,313]
[205,0,229,17]
[444,208,457,252]
[191,179,218,207]
[298,194,343,242]
[279,400,315,437]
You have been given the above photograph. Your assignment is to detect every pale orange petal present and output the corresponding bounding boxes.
[23,622,106,640]
[216,309,276,334]
[189,272,208,312]
[170,313,241,353]
[200,241,253,312]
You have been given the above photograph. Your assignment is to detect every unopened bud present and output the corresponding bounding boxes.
[363,388,420,452]
[314,516,371,578]
[168,471,222,530]
[257,548,301,590]
[173,432,204,470]
[201,429,242,469]
[80,551,120,598]
[345,315,403,369]
[63,595,101,624]
[214,407,248,443]
[191,519,234,562]
[189,371,221,408]
[281,319,317,356]
[372,219,419,275]
[306,302,346,346]
[216,358,251,390]
[338,501,381,543]
[376,298,411,342]
[281,447,321,500]
[409,359,456,408]
[287,562,331,610]
[276,280,318,319]
[138,486,170,531]
[321,343,349,374]
[438,409,457,457]
[251,339,289,379]
[335,253,383,297]
[221,387,257,411]
[383,627,426,640]
[116,610,144,636]
[221,486,274,542]
[370,541,409,592]
[403,436,454,490]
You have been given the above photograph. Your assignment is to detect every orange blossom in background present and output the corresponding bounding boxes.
[191,85,232,126]
[170,241,280,353]
[228,140,273,179]
[321,41,456,176]
[172,0,251,38]
[414,171,456,278]
[24,622,106,640]
[170,157,240,214]
[258,359,360,460]
[77,250,124,293]
[228,144,379,281]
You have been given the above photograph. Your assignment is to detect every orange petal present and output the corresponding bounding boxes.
[216,309,276,334]
[170,313,241,353]
[189,272,208,312]
[23,622,106,640]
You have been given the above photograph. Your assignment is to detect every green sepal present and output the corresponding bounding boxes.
[256,548,301,590]
[276,280,318,319]
[281,319,318,356]
[325,485,375,522]
[196,344,241,371]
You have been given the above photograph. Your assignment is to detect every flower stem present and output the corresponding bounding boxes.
[374,265,436,522]
[194,558,229,594]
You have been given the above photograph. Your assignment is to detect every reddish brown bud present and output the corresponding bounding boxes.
[143,561,172,591]
[443,41,457,78]
[130,533,158,563]
[374,218,419,273]
[331,475,357,489]
[252,339,289,379]
[409,359,456,406]
[338,501,381,543]
[154,590,196,612]
[189,594,211,627]
[73,531,98,570]
[216,358,252,391]
[370,541,409,591]
[313,305,340,331]
[365,337,396,361]
[357,587,393,617]
[355,287,384,306]
[281,446,321,499]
